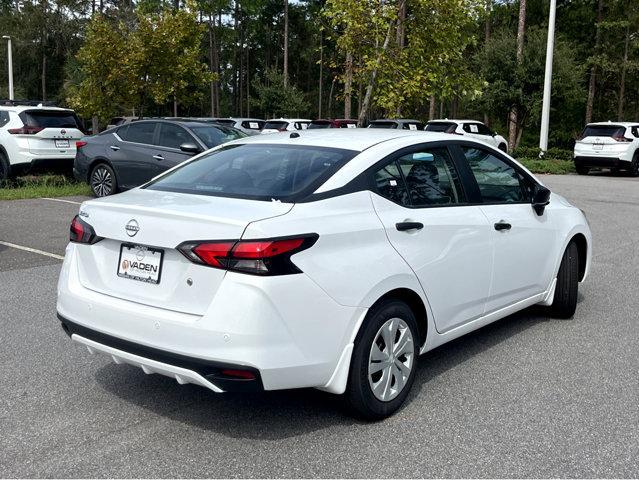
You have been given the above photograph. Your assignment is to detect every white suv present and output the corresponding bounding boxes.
[573,122,639,176]
[426,119,509,152]
[0,103,84,180]
[261,118,311,134]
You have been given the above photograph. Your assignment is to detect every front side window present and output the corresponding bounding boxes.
[145,144,356,201]
[158,123,193,149]
[374,147,464,207]
[121,122,157,144]
[462,147,529,203]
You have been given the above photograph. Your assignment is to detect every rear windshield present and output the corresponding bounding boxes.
[308,121,332,129]
[190,125,246,148]
[263,121,288,130]
[581,125,626,138]
[425,122,457,133]
[213,119,236,126]
[21,110,81,129]
[145,144,357,201]
[369,121,397,129]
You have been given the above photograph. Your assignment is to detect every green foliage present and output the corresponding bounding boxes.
[252,69,310,118]
[68,5,213,120]
[517,158,575,175]
[0,175,90,200]
[512,147,573,162]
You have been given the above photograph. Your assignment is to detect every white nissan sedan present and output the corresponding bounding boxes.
[57,130,591,419]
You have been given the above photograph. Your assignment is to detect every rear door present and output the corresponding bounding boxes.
[19,109,84,156]
[110,121,161,188]
[370,144,493,333]
[457,145,558,312]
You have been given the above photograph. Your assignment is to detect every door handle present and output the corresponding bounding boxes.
[494,221,512,231]
[109,145,120,151]
[396,221,424,232]
[153,154,164,161]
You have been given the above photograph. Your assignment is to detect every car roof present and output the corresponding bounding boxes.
[229,117,264,121]
[429,119,481,124]
[586,121,639,127]
[371,118,422,123]
[0,105,74,113]
[229,128,452,152]
[125,119,220,128]
[266,118,312,122]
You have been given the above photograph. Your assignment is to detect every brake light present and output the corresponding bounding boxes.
[177,235,318,275]
[8,126,43,135]
[76,140,88,149]
[70,215,102,244]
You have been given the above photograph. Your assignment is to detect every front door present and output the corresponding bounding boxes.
[370,145,493,333]
[459,145,558,313]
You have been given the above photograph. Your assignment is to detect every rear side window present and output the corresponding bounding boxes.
[425,122,457,133]
[463,123,492,135]
[263,121,288,130]
[581,125,626,138]
[294,122,310,130]
[374,147,464,207]
[145,144,356,201]
[631,126,639,138]
[462,147,530,203]
[20,110,81,129]
[121,122,157,144]
[0,111,9,127]
[402,122,424,131]
[158,123,193,149]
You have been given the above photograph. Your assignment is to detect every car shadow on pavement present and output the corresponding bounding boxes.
[94,304,579,439]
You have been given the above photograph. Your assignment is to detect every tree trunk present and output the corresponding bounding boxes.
[173,96,178,117]
[344,52,353,119]
[246,48,250,117]
[508,0,526,152]
[483,0,492,126]
[233,3,239,115]
[586,0,604,124]
[357,17,396,126]
[617,23,630,121]
[395,1,406,117]
[318,30,323,118]
[91,116,99,135]
[283,0,289,87]
[216,11,221,115]
[41,54,46,102]
[327,77,336,119]
[429,95,436,120]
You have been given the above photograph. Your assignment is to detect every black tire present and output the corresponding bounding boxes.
[345,300,419,420]
[89,163,118,197]
[0,151,11,181]
[627,153,639,177]
[575,165,589,175]
[498,143,508,153]
[549,242,579,319]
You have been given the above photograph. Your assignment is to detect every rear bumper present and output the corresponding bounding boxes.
[57,243,365,392]
[59,315,264,392]
[574,156,631,168]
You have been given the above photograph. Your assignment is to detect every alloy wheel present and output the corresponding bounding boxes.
[91,166,113,197]
[368,317,415,402]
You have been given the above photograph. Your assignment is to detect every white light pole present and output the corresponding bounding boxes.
[539,0,557,155]
[2,35,13,100]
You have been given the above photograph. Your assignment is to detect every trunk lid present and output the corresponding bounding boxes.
[75,189,293,315]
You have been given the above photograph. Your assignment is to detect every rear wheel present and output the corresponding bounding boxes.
[90,163,117,197]
[549,242,579,319]
[345,300,419,420]
[0,151,10,181]
[627,153,639,177]
[575,165,589,175]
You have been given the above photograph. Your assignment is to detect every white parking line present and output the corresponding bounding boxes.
[0,241,64,260]
[41,197,82,205]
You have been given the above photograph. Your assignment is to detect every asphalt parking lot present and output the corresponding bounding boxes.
[1,174,638,478]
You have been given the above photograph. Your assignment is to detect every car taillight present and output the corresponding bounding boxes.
[8,126,43,135]
[177,234,318,275]
[76,141,88,149]
[69,215,102,244]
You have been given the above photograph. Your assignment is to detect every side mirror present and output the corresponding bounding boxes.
[532,185,551,216]
[180,142,201,154]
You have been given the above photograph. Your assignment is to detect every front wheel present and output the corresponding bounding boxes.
[89,163,117,197]
[0,151,11,181]
[345,300,419,420]
[549,242,579,319]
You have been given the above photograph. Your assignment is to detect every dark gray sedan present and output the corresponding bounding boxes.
[74,119,246,197]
